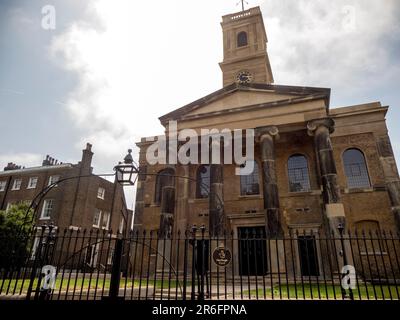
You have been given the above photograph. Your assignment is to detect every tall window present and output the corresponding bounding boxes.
[288,155,311,192]
[343,148,370,188]
[11,179,22,190]
[48,175,60,186]
[93,209,101,228]
[240,160,260,195]
[237,31,248,47]
[102,212,110,230]
[154,168,175,205]
[196,165,210,198]
[97,187,105,199]
[27,177,38,189]
[0,181,6,192]
[40,199,54,219]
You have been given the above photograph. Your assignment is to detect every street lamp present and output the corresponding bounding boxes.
[114,149,139,186]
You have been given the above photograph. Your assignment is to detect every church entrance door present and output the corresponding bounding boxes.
[297,235,319,276]
[238,226,268,276]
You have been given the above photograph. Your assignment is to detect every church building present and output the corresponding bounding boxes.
[133,6,400,244]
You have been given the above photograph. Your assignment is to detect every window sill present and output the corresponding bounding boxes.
[191,198,209,203]
[343,188,374,194]
[238,195,262,199]
[11,188,21,191]
[39,217,51,220]
[285,191,320,197]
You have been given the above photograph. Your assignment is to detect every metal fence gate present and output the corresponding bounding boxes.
[1,225,400,300]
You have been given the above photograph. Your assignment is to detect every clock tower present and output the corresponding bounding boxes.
[219,6,274,86]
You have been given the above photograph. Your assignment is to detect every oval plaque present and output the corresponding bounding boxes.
[212,246,231,267]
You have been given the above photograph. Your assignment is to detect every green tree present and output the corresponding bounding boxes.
[0,203,34,269]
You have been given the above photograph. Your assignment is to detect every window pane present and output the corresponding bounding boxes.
[343,149,370,188]
[237,31,248,47]
[288,155,311,192]
[197,165,210,198]
[48,175,60,186]
[42,199,54,218]
[97,187,105,199]
[155,168,175,205]
[240,160,260,195]
[102,212,110,229]
[93,210,101,227]
[12,179,22,190]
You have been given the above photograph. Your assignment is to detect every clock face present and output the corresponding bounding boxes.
[236,71,253,84]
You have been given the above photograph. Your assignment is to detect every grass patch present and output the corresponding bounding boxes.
[243,283,399,300]
[0,277,189,294]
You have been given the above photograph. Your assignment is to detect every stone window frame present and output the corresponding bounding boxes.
[93,209,102,228]
[40,199,54,220]
[341,147,371,190]
[237,31,248,47]
[196,164,210,199]
[97,187,105,200]
[286,153,312,193]
[48,175,60,187]
[353,219,387,255]
[11,178,22,191]
[101,211,110,230]
[0,180,6,192]
[27,177,38,189]
[154,168,175,205]
[239,159,261,196]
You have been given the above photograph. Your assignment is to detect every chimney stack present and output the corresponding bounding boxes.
[81,143,94,174]
[4,162,22,171]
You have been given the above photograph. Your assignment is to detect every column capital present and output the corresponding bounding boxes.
[307,118,335,136]
[255,126,280,142]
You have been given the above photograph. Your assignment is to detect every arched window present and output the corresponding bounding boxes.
[196,165,210,198]
[343,149,370,189]
[154,168,175,205]
[237,31,248,47]
[288,154,311,192]
[240,160,260,195]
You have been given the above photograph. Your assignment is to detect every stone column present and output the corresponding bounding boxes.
[157,185,176,272]
[175,165,190,233]
[159,185,176,238]
[307,118,345,232]
[209,164,225,237]
[256,126,283,237]
[376,135,400,231]
[209,138,225,238]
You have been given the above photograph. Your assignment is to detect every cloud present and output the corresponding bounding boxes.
[262,0,400,96]
[0,153,42,170]
[50,0,400,193]
[50,0,228,174]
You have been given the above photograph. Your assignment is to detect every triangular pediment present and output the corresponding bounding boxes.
[159,83,330,125]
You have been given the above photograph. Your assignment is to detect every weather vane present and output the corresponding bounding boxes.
[237,0,249,12]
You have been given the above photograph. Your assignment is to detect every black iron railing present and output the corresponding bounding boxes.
[0,226,399,300]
